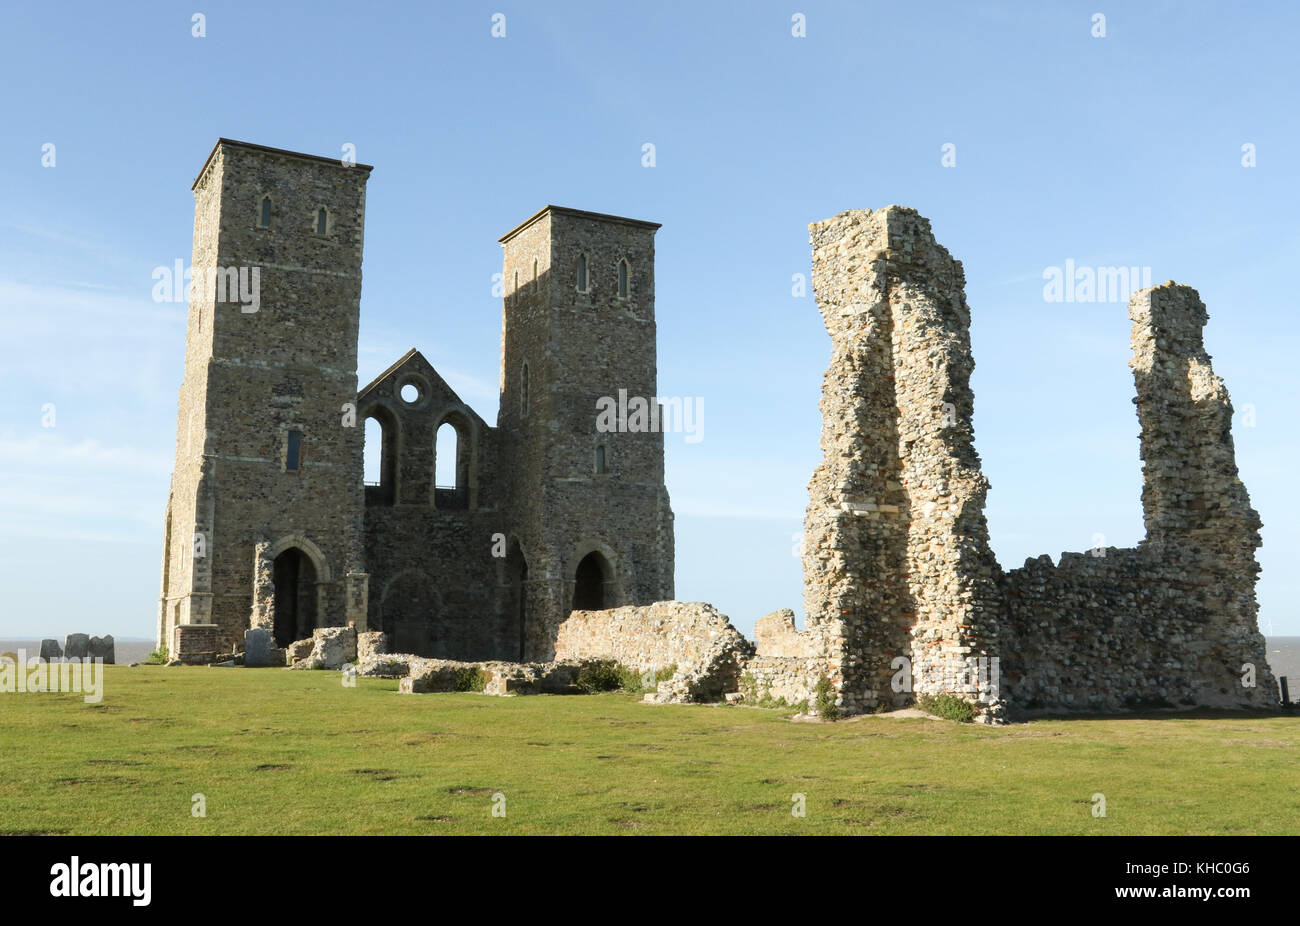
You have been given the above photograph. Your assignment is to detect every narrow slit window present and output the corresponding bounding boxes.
[594,445,607,474]
[315,207,328,235]
[521,363,530,416]
[286,430,303,471]
[259,196,272,228]
[617,260,629,298]
[576,254,588,292]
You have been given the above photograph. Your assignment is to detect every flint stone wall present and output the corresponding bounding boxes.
[354,631,588,695]
[556,601,754,702]
[999,549,1274,711]
[995,283,1275,713]
[399,658,586,695]
[800,207,1278,719]
[804,207,1002,719]
[556,601,750,671]
[743,610,823,707]
[289,626,357,670]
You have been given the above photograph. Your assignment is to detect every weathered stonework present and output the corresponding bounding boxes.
[556,601,753,702]
[158,142,673,665]
[399,658,587,695]
[996,284,1276,712]
[556,601,747,670]
[153,140,1275,723]
[744,610,824,708]
[288,626,357,670]
[356,630,387,663]
[803,208,1003,718]
[158,140,371,660]
[250,542,274,631]
[801,207,1277,719]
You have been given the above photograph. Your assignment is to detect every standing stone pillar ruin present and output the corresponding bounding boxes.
[1129,284,1275,706]
[803,207,1003,719]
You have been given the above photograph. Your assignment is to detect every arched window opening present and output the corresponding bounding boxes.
[315,207,328,235]
[363,412,397,506]
[532,257,539,279]
[435,422,458,489]
[576,254,589,292]
[617,259,629,299]
[435,417,471,510]
[594,444,607,474]
[521,363,530,417]
[258,196,272,228]
[272,547,318,647]
[363,418,383,483]
[573,551,610,611]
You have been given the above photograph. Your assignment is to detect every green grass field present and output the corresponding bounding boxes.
[1,665,1296,835]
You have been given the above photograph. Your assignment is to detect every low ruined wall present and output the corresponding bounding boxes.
[998,549,1276,713]
[753,609,817,659]
[556,601,755,703]
[556,601,751,673]
[742,609,824,707]
[743,656,824,708]
[400,659,585,696]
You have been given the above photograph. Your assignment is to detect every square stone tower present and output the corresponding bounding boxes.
[497,206,675,658]
[157,140,372,656]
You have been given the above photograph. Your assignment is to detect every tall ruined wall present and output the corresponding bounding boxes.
[803,211,1276,719]
[803,208,1002,717]
[998,284,1276,712]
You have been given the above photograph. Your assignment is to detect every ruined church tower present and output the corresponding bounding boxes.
[496,207,675,659]
[157,140,372,656]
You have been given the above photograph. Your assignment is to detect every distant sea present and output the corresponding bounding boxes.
[4,636,1300,691]
[0,638,156,664]
[1263,637,1300,690]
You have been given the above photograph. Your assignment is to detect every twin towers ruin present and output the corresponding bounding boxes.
[158,139,1277,718]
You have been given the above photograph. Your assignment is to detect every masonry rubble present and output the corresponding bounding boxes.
[288,626,357,670]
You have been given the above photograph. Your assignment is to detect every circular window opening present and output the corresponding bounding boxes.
[400,383,421,404]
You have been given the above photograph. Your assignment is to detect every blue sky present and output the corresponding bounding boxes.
[1,1,1297,640]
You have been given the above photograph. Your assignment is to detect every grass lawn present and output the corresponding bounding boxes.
[0,665,1296,835]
